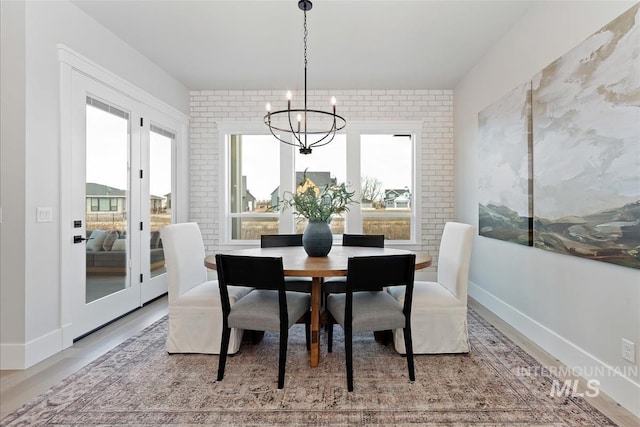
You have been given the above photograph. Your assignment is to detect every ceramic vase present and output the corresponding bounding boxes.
[302,220,332,257]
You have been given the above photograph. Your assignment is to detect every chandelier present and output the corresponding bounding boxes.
[264,0,346,155]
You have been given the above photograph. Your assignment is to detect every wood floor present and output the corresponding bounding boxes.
[1,296,638,426]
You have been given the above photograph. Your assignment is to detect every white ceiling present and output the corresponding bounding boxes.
[70,0,533,90]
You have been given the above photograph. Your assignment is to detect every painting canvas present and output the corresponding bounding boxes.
[478,82,533,246]
[532,3,640,269]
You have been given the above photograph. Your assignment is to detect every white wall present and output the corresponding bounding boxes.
[454,0,640,416]
[0,0,188,369]
[1,0,27,361]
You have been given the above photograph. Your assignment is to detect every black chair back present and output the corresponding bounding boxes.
[346,254,415,305]
[260,234,312,293]
[261,234,303,248]
[323,234,386,295]
[342,233,384,248]
[215,254,288,317]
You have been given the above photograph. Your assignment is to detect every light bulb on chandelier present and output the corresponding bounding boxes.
[264,0,346,155]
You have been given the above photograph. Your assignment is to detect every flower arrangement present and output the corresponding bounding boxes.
[281,171,356,222]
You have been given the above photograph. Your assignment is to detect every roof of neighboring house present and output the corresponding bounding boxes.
[295,171,336,188]
[384,188,411,200]
[87,183,164,200]
[244,190,256,202]
[270,171,337,197]
[86,183,126,197]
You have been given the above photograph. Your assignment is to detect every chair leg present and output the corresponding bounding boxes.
[278,328,288,389]
[217,327,232,381]
[345,326,353,392]
[305,311,311,351]
[403,326,415,382]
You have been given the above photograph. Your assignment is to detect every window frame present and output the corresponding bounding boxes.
[346,122,421,245]
[218,121,421,246]
[218,123,290,245]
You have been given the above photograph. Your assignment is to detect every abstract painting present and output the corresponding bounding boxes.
[478,82,533,246]
[532,3,640,269]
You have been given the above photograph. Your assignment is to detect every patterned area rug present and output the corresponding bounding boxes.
[1,310,616,426]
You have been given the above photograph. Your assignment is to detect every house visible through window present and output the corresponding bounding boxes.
[294,135,346,235]
[361,134,413,240]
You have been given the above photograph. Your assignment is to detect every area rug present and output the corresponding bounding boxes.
[1,310,616,426]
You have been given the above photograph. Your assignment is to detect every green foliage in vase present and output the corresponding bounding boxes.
[281,170,357,222]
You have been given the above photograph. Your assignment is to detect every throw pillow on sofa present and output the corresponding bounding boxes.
[86,229,108,251]
[102,230,119,251]
[111,239,127,251]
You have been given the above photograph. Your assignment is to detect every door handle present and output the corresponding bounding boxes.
[74,235,89,244]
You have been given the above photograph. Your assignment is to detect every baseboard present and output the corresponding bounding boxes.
[61,322,74,349]
[1,328,63,370]
[469,281,640,419]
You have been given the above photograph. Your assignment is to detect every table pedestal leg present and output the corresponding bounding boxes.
[310,277,322,367]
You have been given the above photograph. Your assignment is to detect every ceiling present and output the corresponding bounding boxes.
[70,0,533,90]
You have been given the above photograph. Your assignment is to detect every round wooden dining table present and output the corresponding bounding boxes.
[205,246,431,367]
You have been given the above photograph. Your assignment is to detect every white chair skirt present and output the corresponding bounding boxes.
[392,305,469,354]
[166,282,252,354]
[389,281,470,354]
[166,305,244,354]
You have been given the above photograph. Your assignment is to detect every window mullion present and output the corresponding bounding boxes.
[345,128,362,234]
[279,135,295,233]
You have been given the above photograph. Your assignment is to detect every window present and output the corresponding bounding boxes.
[88,197,119,212]
[221,123,419,244]
[228,134,280,240]
[294,135,346,235]
[361,134,414,241]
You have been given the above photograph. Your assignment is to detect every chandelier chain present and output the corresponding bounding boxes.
[303,10,308,69]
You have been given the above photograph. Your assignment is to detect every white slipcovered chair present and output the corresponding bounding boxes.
[388,221,475,354]
[160,222,252,354]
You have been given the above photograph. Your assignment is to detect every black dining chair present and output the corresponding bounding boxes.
[216,254,311,389]
[261,234,312,293]
[323,234,385,295]
[342,233,385,248]
[326,254,416,392]
[260,233,303,248]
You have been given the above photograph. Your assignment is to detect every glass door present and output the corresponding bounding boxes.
[61,53,187,343]
[84,97,130,303]
[70,72,141,338]
[140,123,174,302]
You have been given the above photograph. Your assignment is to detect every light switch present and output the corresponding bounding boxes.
[36,207,53,223]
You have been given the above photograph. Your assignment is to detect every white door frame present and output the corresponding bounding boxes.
[58,46,188,347]
[141,116,182,303]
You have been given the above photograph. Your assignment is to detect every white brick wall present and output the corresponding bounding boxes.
[188,89,454,269]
